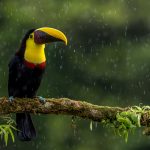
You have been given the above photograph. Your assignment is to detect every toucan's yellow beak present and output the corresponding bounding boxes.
[34,27,67,45]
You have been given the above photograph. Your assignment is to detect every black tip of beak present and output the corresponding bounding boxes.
[34,30,63,44]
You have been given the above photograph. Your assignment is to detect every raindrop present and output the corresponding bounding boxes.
[60,65,63,70]
[93,82,96,86]
[95,122,98,128]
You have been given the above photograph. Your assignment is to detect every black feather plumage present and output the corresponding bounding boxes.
[8,29,45,141]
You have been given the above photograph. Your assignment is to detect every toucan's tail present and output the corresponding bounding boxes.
[16,113,36,141]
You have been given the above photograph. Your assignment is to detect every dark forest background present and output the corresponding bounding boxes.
[0,0,150,149]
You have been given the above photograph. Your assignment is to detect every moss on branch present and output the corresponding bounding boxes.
[0,97,123,120]
[1,97,150,143]
[0,97,149,125]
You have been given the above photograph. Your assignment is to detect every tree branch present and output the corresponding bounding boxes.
[0,97,150,127]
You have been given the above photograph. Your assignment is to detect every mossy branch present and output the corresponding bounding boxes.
[1,97,150,143]
[0,97,149,126]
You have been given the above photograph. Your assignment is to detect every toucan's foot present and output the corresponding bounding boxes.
[36,96,46,104]
[8,96,14,102]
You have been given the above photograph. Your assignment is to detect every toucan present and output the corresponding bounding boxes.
[8,27,67,141]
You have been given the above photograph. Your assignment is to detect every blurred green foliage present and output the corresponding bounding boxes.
[0,0,150,149]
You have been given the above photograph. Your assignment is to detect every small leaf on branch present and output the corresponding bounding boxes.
[90,121,93,131]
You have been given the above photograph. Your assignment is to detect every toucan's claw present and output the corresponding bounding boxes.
[9,96,14,102]
[37,96,46,104]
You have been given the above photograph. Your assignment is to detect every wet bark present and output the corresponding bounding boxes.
[0,97,149,126]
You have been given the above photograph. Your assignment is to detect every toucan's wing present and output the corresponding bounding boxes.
[8,55,21,96]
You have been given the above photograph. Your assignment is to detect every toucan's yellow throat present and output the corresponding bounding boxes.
[24,33,46,64]
[24,27,67,64]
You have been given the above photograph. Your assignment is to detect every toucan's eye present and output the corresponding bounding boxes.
[29,34,33,39]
